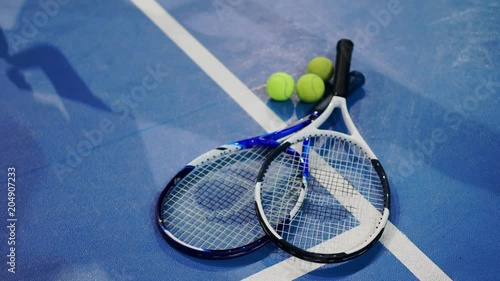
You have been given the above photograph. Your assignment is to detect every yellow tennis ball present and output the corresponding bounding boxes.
[296,74,325,103]
[306,57,334,81]
[266,72,295,101]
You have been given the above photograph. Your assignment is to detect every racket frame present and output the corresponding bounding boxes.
[254,97,390,263]
[254,39,391,263]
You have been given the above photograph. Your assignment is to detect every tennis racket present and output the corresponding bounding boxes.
[254,39,390,263]
[157,69,366,259]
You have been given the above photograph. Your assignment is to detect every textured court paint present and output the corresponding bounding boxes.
[131,0,284,133]
[0,2,269,281]
[1,0,498,280]
[132,1,451,280]
[244,222,453,280]
[380,223,452,281]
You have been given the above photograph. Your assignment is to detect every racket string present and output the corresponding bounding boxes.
[161,146,275,250]
[261,151,303,227]
[260,135,387,253]
[169,155,259,247]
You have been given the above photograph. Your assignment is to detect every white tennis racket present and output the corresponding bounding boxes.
[254,39,390,263]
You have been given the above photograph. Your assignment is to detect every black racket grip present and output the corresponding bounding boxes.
[333,39,354,98]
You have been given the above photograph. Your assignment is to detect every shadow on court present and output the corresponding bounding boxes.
[0,27,110,112]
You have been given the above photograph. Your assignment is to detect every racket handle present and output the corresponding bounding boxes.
[333,39,354,98]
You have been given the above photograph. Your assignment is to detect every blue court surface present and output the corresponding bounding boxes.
[0,1,499,280]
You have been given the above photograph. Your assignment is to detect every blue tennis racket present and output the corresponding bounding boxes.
[157,68,365,259]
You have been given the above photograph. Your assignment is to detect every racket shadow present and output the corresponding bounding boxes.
[262,240,384,277]
[150,198,272,269]
[308,243,386,277]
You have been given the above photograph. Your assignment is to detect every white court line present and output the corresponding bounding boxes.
[130,0,283,133]
[131,1,451,280]
[244,152,450,281]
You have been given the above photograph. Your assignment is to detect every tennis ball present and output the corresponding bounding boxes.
[266,72,294,101]
[306,57,334,81]
[296,74,325,103]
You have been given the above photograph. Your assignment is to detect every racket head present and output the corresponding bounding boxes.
[157,138,281,259]
[156,69,366,259]
[255,124,390,263]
